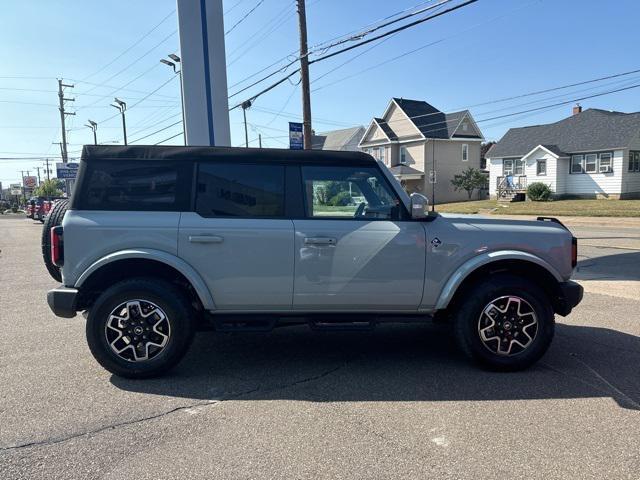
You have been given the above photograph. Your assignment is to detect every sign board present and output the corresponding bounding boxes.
[10,183,22,196]
[56,162,80,179]
[429,170,437,184]
[289,122,303,150]
[23,176,37,188]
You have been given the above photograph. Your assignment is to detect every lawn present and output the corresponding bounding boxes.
[435,199,640,217]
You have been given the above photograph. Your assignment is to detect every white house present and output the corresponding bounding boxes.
[486,106,640,199]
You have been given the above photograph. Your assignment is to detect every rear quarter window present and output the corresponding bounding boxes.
[78,160,192,211]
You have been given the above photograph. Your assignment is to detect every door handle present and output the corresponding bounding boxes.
[304,237,337,246]
[189,235,224,244]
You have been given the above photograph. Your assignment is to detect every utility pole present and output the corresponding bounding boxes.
[241,100,251,148]
[57,79,75,163]
[34,167,41,186]
[44,159,51,181]
[296,0,312,149]
[258,134,262,148]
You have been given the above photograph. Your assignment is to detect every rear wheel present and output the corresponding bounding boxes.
[453,274,554,371]
[41,199,69,282]
[86,278,195,378]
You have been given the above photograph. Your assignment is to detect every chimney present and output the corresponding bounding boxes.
[572,103,582,115]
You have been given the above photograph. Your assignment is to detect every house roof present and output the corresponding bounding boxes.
[393,98,477,139]
[311,126,365,151]
[374,118,398,141]
[487,109,640,158]
[388,164,424,177]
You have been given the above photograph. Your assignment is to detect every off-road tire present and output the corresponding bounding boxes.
[41,199,69,282]
[453,273,555,371]
[86,278,195,379]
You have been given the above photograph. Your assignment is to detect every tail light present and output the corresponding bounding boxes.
[51,226,64,267]
[571,236,578,268]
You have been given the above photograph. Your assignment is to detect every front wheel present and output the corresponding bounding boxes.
[86,278,195,378]
[453,274,554,371]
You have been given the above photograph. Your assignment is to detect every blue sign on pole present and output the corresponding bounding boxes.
[289,122,303,150]
[56,162,80,179]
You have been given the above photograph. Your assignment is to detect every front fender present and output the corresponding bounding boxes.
[74,249,216,311]
[434,250,563,310]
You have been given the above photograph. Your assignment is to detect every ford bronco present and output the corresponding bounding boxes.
[46,145,583,378]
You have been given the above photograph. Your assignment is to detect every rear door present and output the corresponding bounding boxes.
[293,164,426,311]
[178,161,294,311]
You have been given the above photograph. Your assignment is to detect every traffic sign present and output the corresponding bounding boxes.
[10,183,22,195]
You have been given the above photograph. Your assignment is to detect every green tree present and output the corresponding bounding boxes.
[33,178,63,198]
[451,167,487,200]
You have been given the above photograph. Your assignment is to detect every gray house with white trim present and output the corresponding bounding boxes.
[486,106,640,199]
[359,98,484,203]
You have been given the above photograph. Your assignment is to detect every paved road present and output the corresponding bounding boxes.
[1,215,639,479]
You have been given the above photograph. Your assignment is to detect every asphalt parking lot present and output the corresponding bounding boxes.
[1,215,639,479]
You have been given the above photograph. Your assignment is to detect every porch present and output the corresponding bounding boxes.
[497,175,527,202]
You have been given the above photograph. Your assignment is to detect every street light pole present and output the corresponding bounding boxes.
[241,100,252,148]
[111,98,127,145]
[85,120,98,145]
[160,54,186,145]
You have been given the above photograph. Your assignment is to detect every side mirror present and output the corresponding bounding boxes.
[410,193,429,219]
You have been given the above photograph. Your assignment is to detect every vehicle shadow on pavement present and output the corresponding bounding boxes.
[575,251,640,281]
[111,322,640,410]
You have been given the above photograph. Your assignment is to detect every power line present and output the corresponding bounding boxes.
[129,120,183,144]
[80,10,176,82]
[225,0,267,35]
[154,131,184,145]
[230,0,478,109]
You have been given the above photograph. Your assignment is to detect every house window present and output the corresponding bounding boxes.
[599,152,612,173]
[536,159,547,176]
[380,147,386,164]
[628,151,640,172]
[571,155,584,174]
[585,154,597,173]
[462,144,469,162]
[514,159,525,175]
[503,159,514,175]
[400,146,407,164]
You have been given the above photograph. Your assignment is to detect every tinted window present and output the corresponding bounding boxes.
[301,165,401,220]
[81,160,192,211]
[196,162,285,217]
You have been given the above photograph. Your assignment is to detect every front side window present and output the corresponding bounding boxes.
[536,159,547,176]
[585,154,597,173]
[196,162,285,217]
[503,159,514,175]
[514,159,525,175]
[302,165,401,220]
[462,144,469,162]
[81,160,191,211]
[571,155,584,174]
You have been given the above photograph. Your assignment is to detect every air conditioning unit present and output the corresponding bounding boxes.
[599,165,612,173]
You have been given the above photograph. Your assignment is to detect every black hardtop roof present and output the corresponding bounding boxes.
[81,145,376,165]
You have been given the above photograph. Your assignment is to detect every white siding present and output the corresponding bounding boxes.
[564,150,624,196]
[488,157,503,196]
[522,148,559,192]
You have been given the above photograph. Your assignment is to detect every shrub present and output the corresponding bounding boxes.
[527,182,553,201]
[329,191,353,206]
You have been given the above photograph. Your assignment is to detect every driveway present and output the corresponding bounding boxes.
[0,216,638,479]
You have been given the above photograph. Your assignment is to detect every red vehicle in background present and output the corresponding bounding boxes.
[27,196,62,223]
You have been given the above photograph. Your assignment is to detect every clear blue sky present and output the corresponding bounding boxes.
[2,0,640,186]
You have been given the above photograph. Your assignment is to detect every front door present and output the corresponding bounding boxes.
[293,164,426,311]
[178,161,294,311]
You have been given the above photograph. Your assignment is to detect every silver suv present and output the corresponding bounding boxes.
[46,146,583,378]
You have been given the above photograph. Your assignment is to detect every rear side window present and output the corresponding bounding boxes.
[80,160,192,211]
[196,162,285,217]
